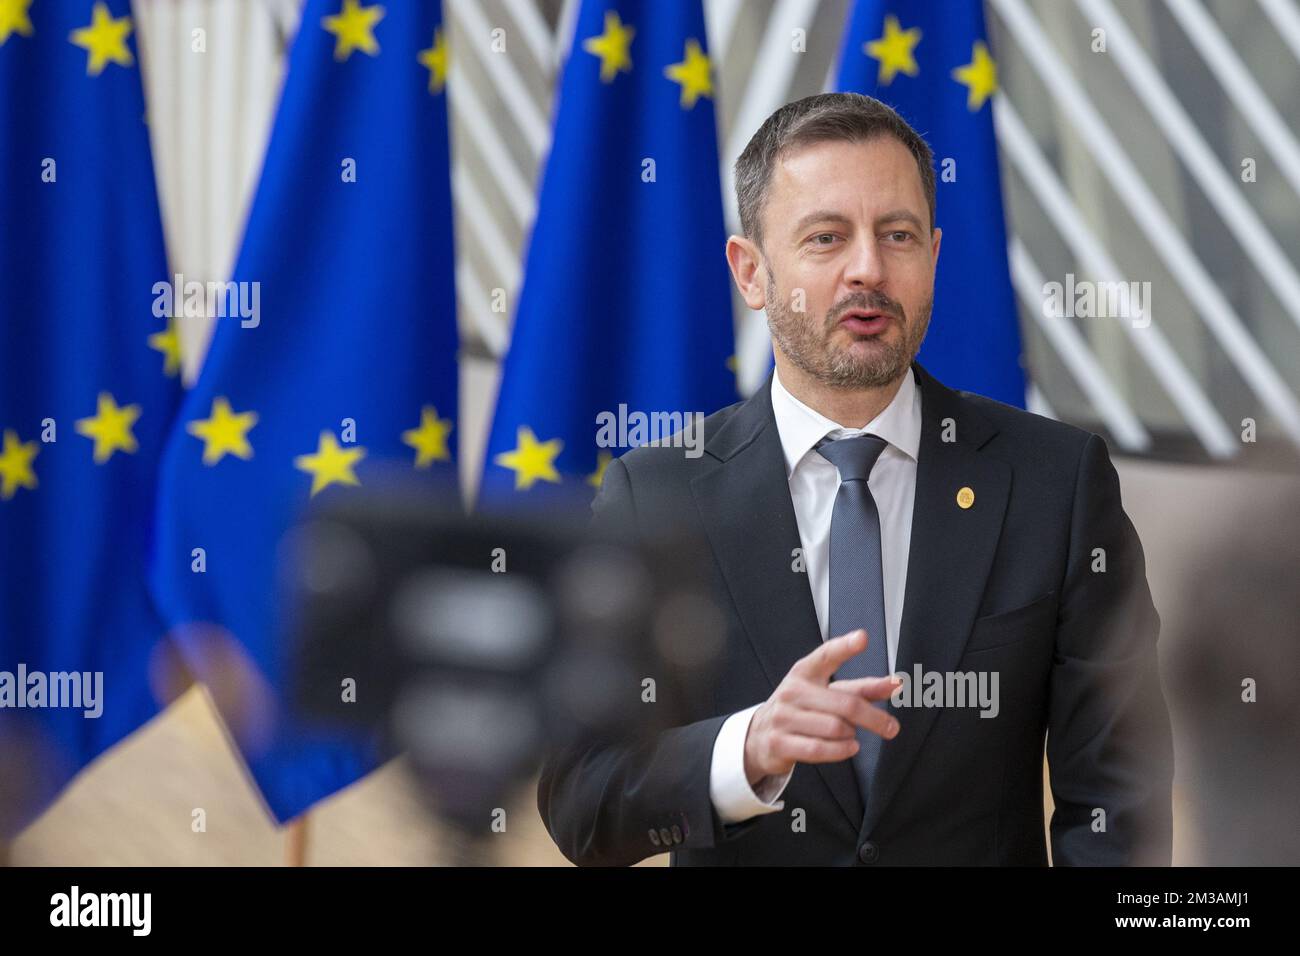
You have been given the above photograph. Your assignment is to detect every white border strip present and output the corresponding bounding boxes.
[996,98,1237,456]
[1258,0,1300,64]
[447,0,550,159]
[992,0,1300,447]
[1080,0,1300,334]
[1163,0,1300,200]
[450,63,536,228]
[1008,238,1152,451]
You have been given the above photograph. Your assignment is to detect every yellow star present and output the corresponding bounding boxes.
[664,38,712,109]
[582,11,634,83]
[725,354,738,375]
[952,40,997,110]
[417,27,448,93]
[69,2,134,76]
[494,426,562,491]
[586,450,612,489]
[863,14,921,85]
[295,430,366,496]
[401,405,453,468]
[187,397,258,466]
[0,0,34,47]
[322,0,384,62]
[75,392,141,463]
[0,429,38,500]
[147,319,183,378]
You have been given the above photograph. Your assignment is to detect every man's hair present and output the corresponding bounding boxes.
[734,92,937,249]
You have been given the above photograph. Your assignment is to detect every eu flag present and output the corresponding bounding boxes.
[836,0,1026,407]
[0,1,176,833]
[150,0,459,822]
[480,0,735,507]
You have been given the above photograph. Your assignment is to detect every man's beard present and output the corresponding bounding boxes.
[765,273,931,390]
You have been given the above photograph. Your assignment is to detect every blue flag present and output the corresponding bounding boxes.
[0,1,176,832]
[480,0,736,507]
[836,0,1026,407]
[150,0,459,822]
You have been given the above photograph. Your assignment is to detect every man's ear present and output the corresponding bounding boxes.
[725,235,768,311]
[930,225,942,269]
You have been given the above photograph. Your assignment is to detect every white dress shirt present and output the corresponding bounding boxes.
[708,366,922,824]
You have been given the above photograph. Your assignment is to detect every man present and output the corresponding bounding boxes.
[537,92,1174,866]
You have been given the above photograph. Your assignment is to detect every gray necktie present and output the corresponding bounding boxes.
[817,434,890,808]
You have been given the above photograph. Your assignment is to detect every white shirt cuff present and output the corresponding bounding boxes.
[709,703,794,824]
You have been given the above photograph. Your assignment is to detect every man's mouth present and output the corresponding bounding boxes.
[835,309,893,336]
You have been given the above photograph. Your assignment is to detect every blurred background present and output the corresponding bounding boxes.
[6,0,1299,865]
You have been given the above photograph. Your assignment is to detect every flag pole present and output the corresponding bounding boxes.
[285,813,309,866]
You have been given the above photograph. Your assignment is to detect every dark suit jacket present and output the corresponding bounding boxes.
[537,361,1175,866]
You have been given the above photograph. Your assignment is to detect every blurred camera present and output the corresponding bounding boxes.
[281,491,724,841]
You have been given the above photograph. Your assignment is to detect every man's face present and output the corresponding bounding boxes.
[752,136,941,390]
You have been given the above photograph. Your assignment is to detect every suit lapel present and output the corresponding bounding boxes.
[860,361,1011,836]
[690,381,866,833]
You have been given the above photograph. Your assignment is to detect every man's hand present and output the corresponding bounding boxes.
[743,629,900,786]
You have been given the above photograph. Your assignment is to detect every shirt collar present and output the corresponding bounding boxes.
[770,364,922,477]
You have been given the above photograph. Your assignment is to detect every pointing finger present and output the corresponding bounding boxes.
[791,629,868,683]
[830,674,904,702]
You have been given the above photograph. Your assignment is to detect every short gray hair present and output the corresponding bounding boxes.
[734,92,937,249]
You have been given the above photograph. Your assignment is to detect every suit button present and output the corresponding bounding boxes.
[659,828,673,846]
[671,825,682,844]
[858,841,880,864]
[648,829,661,846]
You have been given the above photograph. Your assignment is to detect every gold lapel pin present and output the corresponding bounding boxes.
[956,486,975,509]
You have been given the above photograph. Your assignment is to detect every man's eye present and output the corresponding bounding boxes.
[886,231,913,242]
[812,233,837,245]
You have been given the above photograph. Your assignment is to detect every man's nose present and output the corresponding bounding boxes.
[842,233,886,291]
